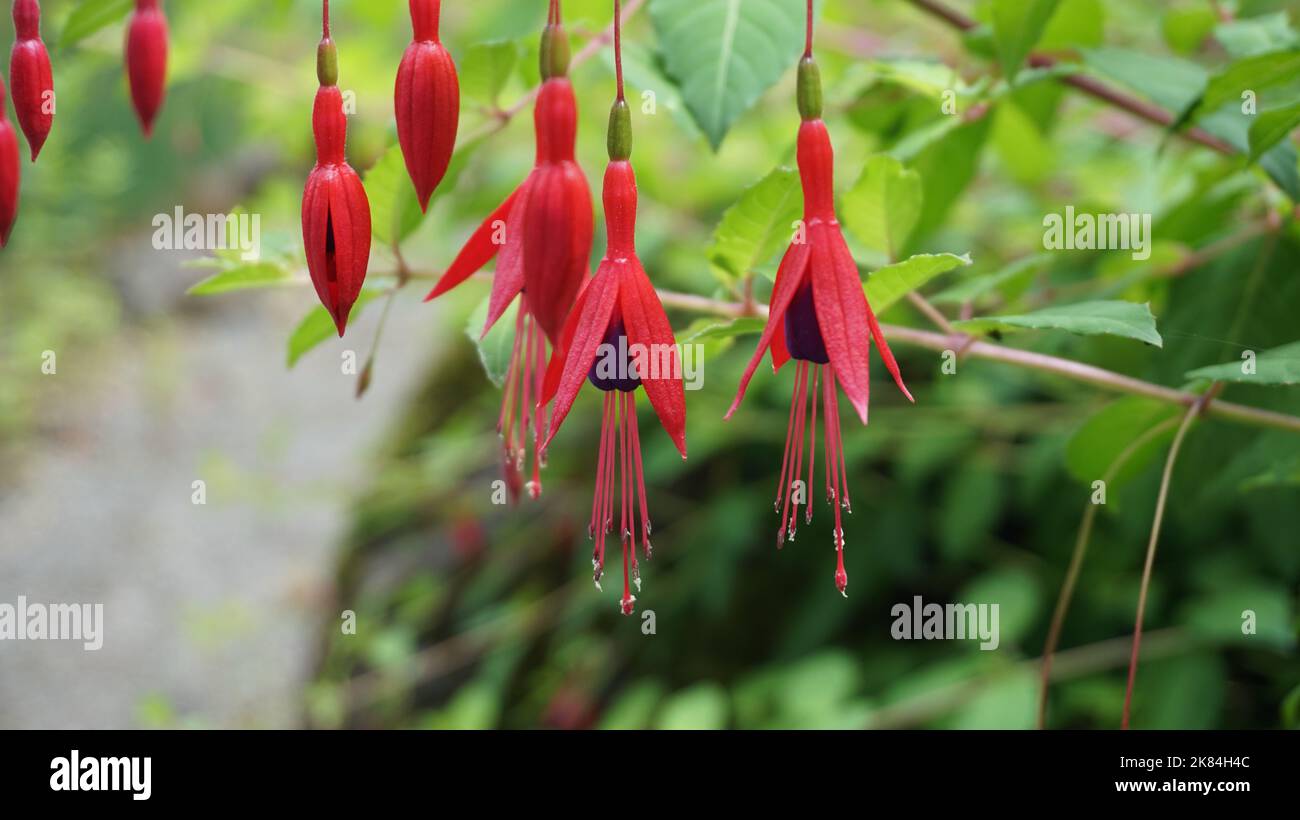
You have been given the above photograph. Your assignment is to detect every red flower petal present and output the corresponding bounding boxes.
[480,182,531,337]
[620,259,687,459]
[424,185,522,302]
[540,263,621,448]
[769,307,790,372]
[810,224,875,424]
[723,239,811,419]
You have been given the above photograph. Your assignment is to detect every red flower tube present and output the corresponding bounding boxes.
[539,1,686,616]
[125,0,168,137]
[426,0,593,501]
[0,75,20,247]
[301,0,372,336]
[9,0,54,160]
[725,5,912,596]
[395,0,459,212]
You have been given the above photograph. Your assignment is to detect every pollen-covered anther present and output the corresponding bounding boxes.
[620,594,636,616]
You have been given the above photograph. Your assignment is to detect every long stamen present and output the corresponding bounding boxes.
[806,365,820,525]
[591,392,613,584]
[775,357,803,511]
[603,391,618,535]
[529,321,546,494]
[629,393,651,558]
[788,362,811,541]
[777,363,808,547]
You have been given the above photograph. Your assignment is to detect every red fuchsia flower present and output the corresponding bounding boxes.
[725,6,912,597]
[426,0,593,502]
[9,0,55,161]
[0,75,20,247]
[395,0,459,212]
[302,0,372,337]
[125,0,168,137]
[539,1,686,616]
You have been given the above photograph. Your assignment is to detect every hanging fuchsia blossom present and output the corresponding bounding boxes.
[426,0,593,502]
[726,3,912,597]
[302,0,372,336]
[539,0,686,616]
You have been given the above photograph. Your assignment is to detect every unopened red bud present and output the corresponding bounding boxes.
[9,0,54,160]
[395,0,459,212]
[0,76,20,246]
[125,0,168,137]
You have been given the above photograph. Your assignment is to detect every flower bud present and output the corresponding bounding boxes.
[9,0,54,160]
[395,0,459,212]
[0,77,20,246]
[125,0,169,137]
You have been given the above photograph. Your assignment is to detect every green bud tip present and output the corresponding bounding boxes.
[607,99,632,161]
[317,39,339,87]
[797,56,823,121]
[540,24,571,80]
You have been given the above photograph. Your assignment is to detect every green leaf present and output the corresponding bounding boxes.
[955,300,1163,347]
[467,296,519,388]
[286,289,383,368]
[1185,340,1300,385]
[990,0,1061,80]
[1196,51,1300,120]
[682,317,766,343]
[1214,12,1299,59]
[1083,47,1204,113]
[59,0,133,50]
[865,253,971,317]
[709,167,802,280]
[461,41,521,107]
[650,0,808,150]
[1248,101,1300,160]
[842,155,923,261]
[187,262,297,296]
[364,143,426,249]
[1038,0,1104,51]
[931,255,1047,305]
[1162,7,1218,55]
[1066,397,1179,489]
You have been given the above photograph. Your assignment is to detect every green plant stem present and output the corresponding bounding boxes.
[1037,415,1181,729]
[1121,388,1216,729]
[654,289,1300,434]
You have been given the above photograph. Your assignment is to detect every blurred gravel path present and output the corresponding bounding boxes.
[0,274,438,729]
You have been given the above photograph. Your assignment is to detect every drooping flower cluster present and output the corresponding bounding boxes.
[726,7,912,596]
[427,0,593,502]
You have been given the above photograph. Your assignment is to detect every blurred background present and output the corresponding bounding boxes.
[0,0,1297,729]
